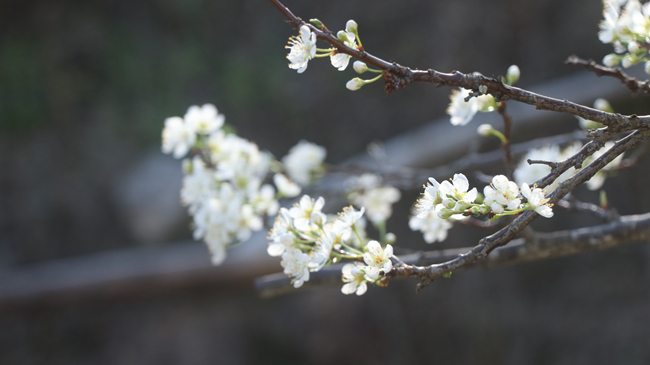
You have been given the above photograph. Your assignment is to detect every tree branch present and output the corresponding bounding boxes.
[389,129,647,284]
[565,55,650,95]
[256,211,650,297]
[268,0,650,131]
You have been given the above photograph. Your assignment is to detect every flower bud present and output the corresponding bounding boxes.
[621,56,633,68]
[346,20,358,33]
[353,60,368,74]
[438,209,453,219]
[346,77,365,91]
[385,232,396,245]
[479,205,490,215]
[506,65,520,85]
[645,61,650,75]
[628,41,639,53]
[477,124,493,136]
[478,85,488,94]
[337,30,350,42]
[593,98,612,112]
[602,53,619,67]
[470,206,481,215]
[309,19,323,28]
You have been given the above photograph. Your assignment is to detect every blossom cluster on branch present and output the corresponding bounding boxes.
[158,0,650,295]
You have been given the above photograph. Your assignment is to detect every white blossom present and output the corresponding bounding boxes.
[337,206,365,228]
[409,205,452,244]
[346,174,401,224]
[363,240,393,278]
[415,177,441,218]
[521,183,554,218]
[286,25,317,73]
[447,88,494,126]
[184,104,225,135]
[439,173,478,209]
[281,248,311,288]
[273,173,301,198]
[162,116,196,159]
[282,140,326,186]
[341,263,368,295]
[331,32,356,71]
[483,175,521,214]
[289,195,326,232]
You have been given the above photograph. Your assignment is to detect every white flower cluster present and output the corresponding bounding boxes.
[410,173,554,243]
[285,20,386,90]
[599,0,650,73]
[267,195,393,295]
[162,104,328,265]
[513,141,622,192]
[345,173,401,224]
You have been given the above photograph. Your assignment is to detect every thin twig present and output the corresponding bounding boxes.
[565,55,650,95]
[527,159,558,169]
[256,211,650,297]
[555,195,619,222]
[497,100,514,177]
[268,0,650,131]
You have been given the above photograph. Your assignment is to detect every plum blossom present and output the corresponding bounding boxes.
[273,173,301,198]
[416,177,441,218]
[483,175,521,214]
[409,205,452,244]
[521,183,554,218]
[447,88,494,126]
[282,140,327,186]
[331,31,356,71]
[439,173,478,209]
[184,104,225,135]
[341,263,368,295]
[286,25,317,73]
[281,248,311,288]
[162,116,196,159]
[346,174,401,224]
[363,240,393,279]
[289,195,326,232]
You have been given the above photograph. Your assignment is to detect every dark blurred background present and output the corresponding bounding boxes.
[1,0,650,364]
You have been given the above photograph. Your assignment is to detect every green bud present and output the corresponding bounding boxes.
[506,65,520,85]
[439,209,453,219]
[309,19,323,28]
[593,98,614,113]
[353,60,368,74]
[337,30,350,42]
[479,205,490,215]
[346,20,358,33]
[600,190,608,209]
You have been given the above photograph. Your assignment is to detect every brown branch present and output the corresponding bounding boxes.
[323,130,590,192]
[255,211,650,297]
[565,55,650,95]
[268,0,650,131]
[389,129,647,285]
[497,100,514,177]
[555,195,619,222]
